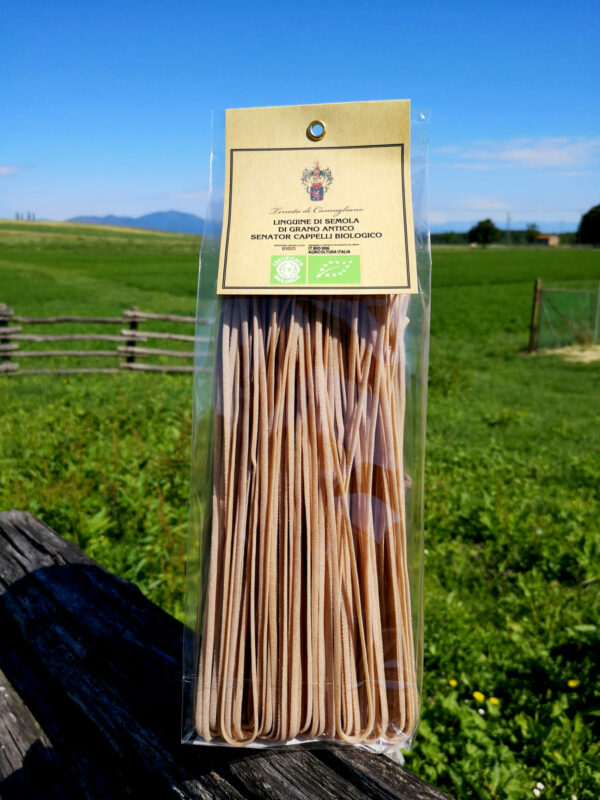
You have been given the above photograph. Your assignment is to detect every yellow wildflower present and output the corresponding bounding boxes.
[489,697,500,706]
[448,679,458,688]
[473,690,485,703]
[567,679,580,688]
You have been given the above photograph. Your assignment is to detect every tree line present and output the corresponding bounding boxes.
[432,204,600,246]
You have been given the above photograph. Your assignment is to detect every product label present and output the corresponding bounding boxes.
[217,100,417,295]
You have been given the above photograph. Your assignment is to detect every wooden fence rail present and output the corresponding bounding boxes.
[0,303,209,377]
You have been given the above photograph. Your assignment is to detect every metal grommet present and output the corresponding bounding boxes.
[306,120,326,141]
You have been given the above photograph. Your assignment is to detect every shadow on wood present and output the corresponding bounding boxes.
[0,511,452,800]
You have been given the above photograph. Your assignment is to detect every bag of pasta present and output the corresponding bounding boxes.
[183,100,431,757]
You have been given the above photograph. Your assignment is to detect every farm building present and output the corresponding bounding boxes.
[535,233,560,246]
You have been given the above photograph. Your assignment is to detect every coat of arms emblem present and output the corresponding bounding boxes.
[301,162,333,201]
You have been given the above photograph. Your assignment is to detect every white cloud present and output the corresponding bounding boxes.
[435,137,600,170]
[0,165,19,176]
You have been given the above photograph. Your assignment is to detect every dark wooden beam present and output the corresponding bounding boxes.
[0,511,452,800]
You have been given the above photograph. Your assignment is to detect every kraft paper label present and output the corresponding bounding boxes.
[217,100,417,295]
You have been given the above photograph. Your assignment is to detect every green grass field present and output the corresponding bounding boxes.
[1,221,599,799]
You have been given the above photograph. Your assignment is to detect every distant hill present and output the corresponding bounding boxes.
[67,210,204,235]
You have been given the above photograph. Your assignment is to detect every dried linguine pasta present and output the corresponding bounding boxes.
[194,295,419,747]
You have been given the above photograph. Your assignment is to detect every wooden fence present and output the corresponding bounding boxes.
[0,303,209,376]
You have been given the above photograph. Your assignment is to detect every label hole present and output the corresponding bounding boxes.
[307,120,326,141]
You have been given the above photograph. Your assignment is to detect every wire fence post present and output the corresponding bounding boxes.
[528,279,543,352]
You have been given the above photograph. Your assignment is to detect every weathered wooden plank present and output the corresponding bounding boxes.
[120,363,195,373]
[13,368,121,375]
[0,343,19,352]
[0,512,243,800]
[121,329,210,344]
[123,310,197,324]
[226,750,372,800]
[0,511,452,800]
[16,350,122,358]
[118,346,194,358]
[11,333,138,343]
[0,649,131,800]
[0,665,53,784]
[0,362,19,373]
[316,747,453,800]
[0,326,22,335]
[11,316,125,324]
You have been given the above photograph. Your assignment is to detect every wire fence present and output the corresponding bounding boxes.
[529,280,600,351]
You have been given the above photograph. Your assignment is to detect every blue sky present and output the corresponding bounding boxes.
[2,0,599,230]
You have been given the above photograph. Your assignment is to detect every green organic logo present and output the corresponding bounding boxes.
[270,255,306,285]
[308,256,361,284]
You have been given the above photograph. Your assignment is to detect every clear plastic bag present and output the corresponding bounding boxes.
[183,103,431,756]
